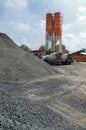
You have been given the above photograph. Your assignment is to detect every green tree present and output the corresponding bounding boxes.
[39,45,48,51]
[72,48,86,55]
[39,44,66,51]
[21,44,31,51]
[80,48,85,52]
[61,44,66,50]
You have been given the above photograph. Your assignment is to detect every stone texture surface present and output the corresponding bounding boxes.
[0,82,80,130]
[0,33,86,130]
[0,33,56,82]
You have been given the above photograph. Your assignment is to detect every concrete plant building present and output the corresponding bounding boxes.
[45,12,62,53]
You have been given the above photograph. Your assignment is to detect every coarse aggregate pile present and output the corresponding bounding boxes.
[0,33,86,130]
[0,33,56,82]
[0,82,79,130]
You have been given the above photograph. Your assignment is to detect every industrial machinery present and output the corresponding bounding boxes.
[44,52,73,65]
[45,12,62,53]
[44,12,73,65]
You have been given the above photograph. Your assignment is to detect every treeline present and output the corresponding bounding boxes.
[72,48,86,55]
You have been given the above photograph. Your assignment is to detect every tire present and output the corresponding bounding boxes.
[65,58,72,65]
[61,62,65,65]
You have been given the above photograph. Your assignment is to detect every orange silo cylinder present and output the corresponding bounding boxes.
[54,12,62,36]
[46,13,53,36]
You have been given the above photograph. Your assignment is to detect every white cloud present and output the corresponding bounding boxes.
[10,21,31,32]
[62,24,72,33]
[78,7,86,13]
[77,14,86,24]
[35,20,45,30]
[80,32,86,39]
[39,20,45,32]
[64,33,76,39]
[2,0,28,8]
[63,32,86,52]
[14,22,30,32]
[79,16,86,21]
[77,6,86,23]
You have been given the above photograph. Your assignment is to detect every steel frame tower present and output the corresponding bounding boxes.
[45,12,62,53]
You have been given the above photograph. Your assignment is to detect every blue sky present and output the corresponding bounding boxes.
[0,0,86,52]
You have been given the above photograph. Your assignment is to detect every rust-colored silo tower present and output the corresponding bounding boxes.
[45,13,53,50]
[54,12,62,37]
[54,12,62,53]
[45,12,62,52]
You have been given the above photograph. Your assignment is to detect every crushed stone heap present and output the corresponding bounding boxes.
[0,33,56,82]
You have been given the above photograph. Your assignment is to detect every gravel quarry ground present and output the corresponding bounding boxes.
[0,33,86,130]
[20,62,86,130]
[0,62,86,130]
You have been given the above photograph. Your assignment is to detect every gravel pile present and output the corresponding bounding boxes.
[0,33,85,130]
[0,33,56,82]
[0,82,80,130]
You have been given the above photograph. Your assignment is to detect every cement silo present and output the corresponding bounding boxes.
[53,12,62,52]
[45,12,62,53]
[45,13,53,51]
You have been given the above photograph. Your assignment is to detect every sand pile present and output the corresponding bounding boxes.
[0,33,56,81]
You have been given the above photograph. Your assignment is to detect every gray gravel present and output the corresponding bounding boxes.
[0,33,57,82]
[0,82,81,130]
[0,33,86,130]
